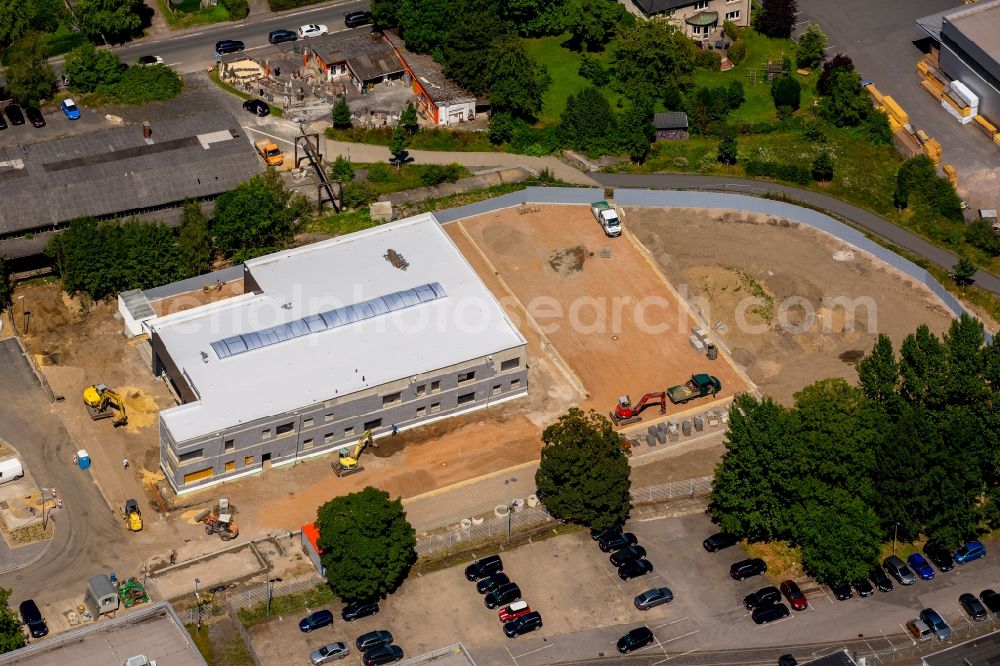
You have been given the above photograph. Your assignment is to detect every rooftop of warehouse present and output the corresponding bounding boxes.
[151,213,526,442]
[943,0,1000,61]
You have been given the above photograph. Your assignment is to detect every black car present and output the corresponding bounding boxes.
[18,600,47,638]
[852,579,874,598]
[981,589,1000,615]
[215,39,246,54]
[830,583,853,600]
[617,627,654,654]
[362,645,403,666]
[730,558,767,581]
[341,600,379,621]
[503,611,542,637]
[703,532,739,552]
[599,532,638,553]
[960,593,987,621]
[0,113,7,130]
[243,99,270,117]
[870,569,893,593]
[743,586,781,610]
[344,11,373,28]
[476,572,510,595]
[356,630,393,651]
[752,603,790,624]
[778,656,798,666]
[610,545,647,567]
[590,522,623,541]
[268,29,298,44]
[465,555,502,581]
[484,583,521,609]
[5,104,25,126]
[617,559,653,581]
[25,106,45,127]
[924,543,955,573]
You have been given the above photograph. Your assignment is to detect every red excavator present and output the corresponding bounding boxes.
[610,392,666,426]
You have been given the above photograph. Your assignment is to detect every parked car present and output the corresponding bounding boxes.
[778,655,798,666]
[980,589,1000,615]
[355,630,393,651]
[465,555,503,581]
[215,39,245,54]
[298,609,334,632]
[136,55,164,65]
[907,553,935,581]
[703,532,739,552]
[634,587,673,611]
[905,618,932,643]
[883,555,916,585]
[503,611,542,637]
[476,572,510,595]
[830,583,853,601]
[310,641,350,664]
[268,29,298,44]
[0,113,6,130]
[730,558,767,581]
[362,645,403,666]
[25,106,45,128]
[599,532,638,553]
[18,600,47,638]
[869,569,893,593]
[610,545,647,567]
[616,627,654,654]
[960,593,987,621]
[590,522,622,541]
[744,586,781,610]
[344,11,373,28]
[780,580,808,610]
[341,600,378,622]
[5,104,25,126]
[919,608,952,640]
[954,540,986,564]
[60,99,80,120]
[851,579,874,598]
[498,601,531,623]
[618,559,653,581]
[243,99,270,117]
[299,24,329,37]
[751,603,790,625]
[485,583,521,609]
[923,543,954,572]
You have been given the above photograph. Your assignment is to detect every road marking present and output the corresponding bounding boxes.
[824,44,838,50]
[505,645,518,665]
[653,648,699,664]
[652,616,688,629]
[757,615,793,628]
[512,644,553,660]
[166,62,182,67]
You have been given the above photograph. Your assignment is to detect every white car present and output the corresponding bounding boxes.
[298,24,328,37]
[136,55,164,65]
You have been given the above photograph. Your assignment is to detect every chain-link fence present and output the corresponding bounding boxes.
[175,574,323,625]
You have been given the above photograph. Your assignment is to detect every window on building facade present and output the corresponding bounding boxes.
[382,392,401,407]
[500,358,520,372]
[511,378,521,389]
[431,380,441,393]
[224,439,235,452]
[325,413,334,422]
[303,438,314,449]
[431,402,441,413]
[458,371,475,384]
[262,428,272,440]
[244,456,254,465]
[416,384,426,396]
[276,422,294,436]
[325,433,335,444]
[725,10,740,19]
[457,392,475,405]
[694,0,708,9]
[179,449,204,463]
[364,418,383,431]
[345,426,355,437]
[303,418,314,428]
[492,385,502,396]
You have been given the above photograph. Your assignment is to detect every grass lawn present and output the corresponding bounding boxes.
[355,163,471,195]
[187,623,256,666]
[157,0,230,28]
[523,35,624,126]
[303,209,382,237]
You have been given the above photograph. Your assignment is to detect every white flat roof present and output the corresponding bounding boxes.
[152,213,525,442]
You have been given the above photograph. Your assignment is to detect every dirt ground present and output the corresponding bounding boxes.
[451,206,752,418]
[626,207,957,405]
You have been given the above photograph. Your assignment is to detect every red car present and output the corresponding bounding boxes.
[780,580,808,611]
[498,600,531,623]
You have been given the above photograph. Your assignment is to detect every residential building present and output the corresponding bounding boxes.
[384,30,477,126]
[631,0,751,41]
[120,213,528,494]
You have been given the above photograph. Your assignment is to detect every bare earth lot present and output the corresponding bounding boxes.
[627,207,956,404]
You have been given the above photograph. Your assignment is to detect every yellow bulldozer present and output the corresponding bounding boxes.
[83,384,128,427]
[122,498,142,531]
[333,430,377,477]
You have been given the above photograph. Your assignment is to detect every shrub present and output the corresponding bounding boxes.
[967,221,1000,256]
[267,0,323,9]
[342,182,378,209]
[717,128,737,165]
[811,151,833,181]
[722,20,740,41]
[802,118,827,143]
[332,98,353,130]
[488,112,516,145]
[744,160,810,185]
[64,42,123,93]
[796,24,826,69]
[221,0,249,18]
[663,86,683,111]
[726,81,745,109]
[728,39,747,65]
[329,156,355,183]
[770,74,801,112]
[578,54,610,87]
[366,162,392,183]
[694,49,722,70]
[419,163,464,186]
[112,65,182,104]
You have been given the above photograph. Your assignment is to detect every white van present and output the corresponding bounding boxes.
[0,458,24,485]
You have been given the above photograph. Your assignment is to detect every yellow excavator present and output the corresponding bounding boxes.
[122,499,143,531]
[83,384,128,427]
[333,430,377,477]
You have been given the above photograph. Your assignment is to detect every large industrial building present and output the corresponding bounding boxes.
[120,213,528,494]
[918,0,1000,122]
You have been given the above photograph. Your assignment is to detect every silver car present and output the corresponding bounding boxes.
[634,587,673,610]
[310,641,349,664]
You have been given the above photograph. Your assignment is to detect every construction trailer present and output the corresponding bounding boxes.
[85,573,121,618]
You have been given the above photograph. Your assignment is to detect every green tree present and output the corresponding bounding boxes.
[442,0,509,94]
[819,68,870,127]
[795,24,826,69]
[75,0,145,42]
[873,406,934,540]
[769,74,801,113]
[330,156,355,182]
[488,111,517,144]
[63,42,124,93]
[942,314,989,405]
[755,0,797,38]
[315,486,416,602]
[388,125,410,159]
[857,334,900,413]
[898,324,949,409]
[811,151,833,181]
[399,102,419,136]
[112,64,182,104]
[662,85,682,111]
[953,257,977,286]
[557,86,617,153]
[613,21,694,101]
[3,32,54,107]
[396,0,451,53]
[212,171,296,261]
[617,102,654,163]
[0,587,26,653]
[220,0,248,19]
[0,0,60,47]
[794,487,882,584]
[565,0,628,51]
[370,0,398,28]
[483,36,546,120]
[534,408,631,530]
[579,54,610,86]
[921,407,986,547]
[966,220,1000,256]
[498,0,568,36]
[817,53,854,95]
[892,155,962,220]
[726,80,745,109]
[178,200,212,276]
[861,108,892,145]
[0,258,11,312]
[717,127,737,165]
[331,97,353,129]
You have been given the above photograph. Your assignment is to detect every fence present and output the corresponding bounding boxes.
[174,574,323,625]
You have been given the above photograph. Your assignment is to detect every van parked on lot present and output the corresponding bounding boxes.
[0,458,24,485]
[883,555,916,585]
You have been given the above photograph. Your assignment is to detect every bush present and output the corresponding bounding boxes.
[796,24,826,69]
[745,160,811,185]
[329,156,355,183]
[419,163,464,186]
[221,0,249,18]
[728,39,747,65]
[811,151,833,181]
[802,118,827,143]
[267,0,323,9]
[893,155,962,220]
[578,54,610,87]
[770,74,801,112]
[717,129,738,165]
[967,221,1000,256]
[342,182,378,209]
[726,81,745,109]
[663,86,683,112]
[722,19,740,41]
[694,49,722,70]
[64,42,124,93]
[488,112,516,145]
[112,65,182,105]
[366,162,392,183]
[331,98,353,130]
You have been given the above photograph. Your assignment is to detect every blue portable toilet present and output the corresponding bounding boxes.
[76,450,91,470]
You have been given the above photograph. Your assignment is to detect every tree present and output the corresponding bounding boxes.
[817,54,854,95]
[795,24,826,69]
[63,42,124,93]
[483,36,546,120]
[0,258,11,312]
[370,0,398,29]
[662,85,682,112]
[794,487,882,584]
[617,103,654,163]
[0,0,60,47]
[613,21,694,101]
[488,111,517,145]
[770,74,801,113]
[534,408,631,530]
[399,102,419,136]
[557,86,617,153]
[811,151,833,181]
[717,127,737,165]
[75,0,145,42]
[3,32,54,107]
[893,155,962,221]
[395,0,451,53]
[966,220,1000,256]
[755,0,797,38]
[498,0,568,36]
[898,325,949,410]
[819,68,870,127]
[330,156,355,183]
[331,97,353,130]
[112,64,182,104]
[726,80,745,109]
[873,406,934,540]
[212,171,297,261]
[178,200,212,276]
[388,125,410,159]
[442,0,508,94]
[315,486,416,602]
[0,587,25,653]
[953,256,977,287]
[579,54,610,86]
[565,0,628,51]
[857,334,900,413]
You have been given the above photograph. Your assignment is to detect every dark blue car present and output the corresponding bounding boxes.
[954,540,986,564]
[299,609,334,632]
[907,553,935,581]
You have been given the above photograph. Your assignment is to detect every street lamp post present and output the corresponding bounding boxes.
[194,578,201,630]
[507,501,517,540]
[892,522,899,555]
[40,488,49,531]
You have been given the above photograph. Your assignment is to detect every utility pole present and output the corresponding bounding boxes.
[195,578,201,630]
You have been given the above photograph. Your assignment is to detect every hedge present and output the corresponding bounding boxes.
[743,160,811,185]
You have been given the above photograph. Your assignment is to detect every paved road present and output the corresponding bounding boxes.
[595,172,1000,296]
